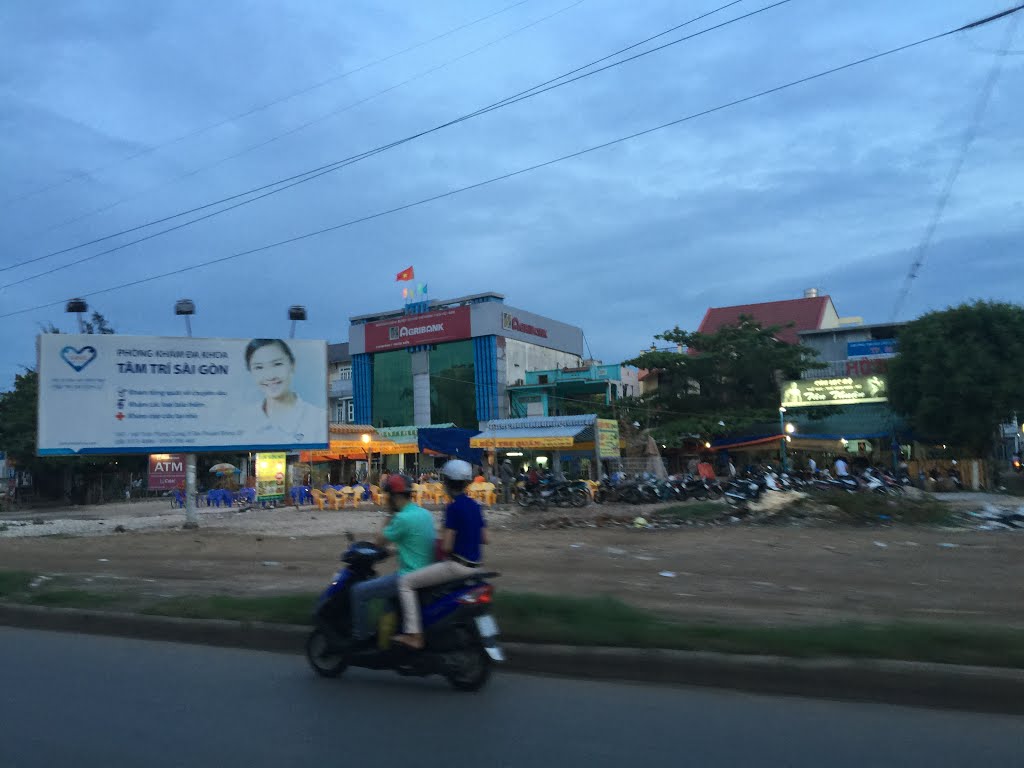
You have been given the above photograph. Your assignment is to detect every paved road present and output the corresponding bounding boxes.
[1,628,1020,767]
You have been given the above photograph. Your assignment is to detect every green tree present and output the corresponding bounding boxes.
[0,370,40,466]
[626,316,824,445]
[888,301,1024,456]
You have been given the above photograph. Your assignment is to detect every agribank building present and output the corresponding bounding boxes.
[348,293,584,428]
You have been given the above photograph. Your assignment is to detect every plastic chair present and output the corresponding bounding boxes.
[371,485,387,506]
[205,490,219,507]
[290,486,303,506]
[481,482,497,506]
[239,488,256,505]
[347,486,360,510]
[425,482,445,505]
[310,489,327,511]
[324,487,344,511]
[467,482,484,504]
[172,490,185,509]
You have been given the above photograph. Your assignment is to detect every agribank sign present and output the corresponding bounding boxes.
[37,334,328,455]
[501,312,548,339]
[362,306,471,352]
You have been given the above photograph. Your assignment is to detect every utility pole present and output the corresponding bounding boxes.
[175,299,199,529]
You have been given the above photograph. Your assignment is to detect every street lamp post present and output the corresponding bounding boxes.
[778,407,787,473]
[175,299,199,529]
[361,433,372,485]
[65,298,88,333]
[288,305,307,339]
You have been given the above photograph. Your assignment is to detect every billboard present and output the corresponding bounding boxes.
[256,452,287,501]
[37,334,328,455]
[362,306,471,353]
[781,376,888,408]
[147,453,186,491]
[597,419,620,459]
[847,339,897,358]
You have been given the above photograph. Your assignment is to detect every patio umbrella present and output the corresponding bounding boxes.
[209,463,237,474]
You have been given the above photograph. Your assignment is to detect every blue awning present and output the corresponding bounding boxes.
[417,428,482,463]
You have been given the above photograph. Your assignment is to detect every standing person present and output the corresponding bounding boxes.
[499,459,515,506]
[687,456,699,478]
[349,475,435,647]
[834,455,850,477]
[808,456,818,477]
[727,460,737,480]
[393,460,487,650]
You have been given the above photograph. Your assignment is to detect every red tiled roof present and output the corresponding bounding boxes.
[697,296,832,345]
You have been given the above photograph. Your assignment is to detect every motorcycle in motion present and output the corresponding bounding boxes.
[306,536,504,691]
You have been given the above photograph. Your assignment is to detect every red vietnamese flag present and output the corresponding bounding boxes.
[395,266,415,282]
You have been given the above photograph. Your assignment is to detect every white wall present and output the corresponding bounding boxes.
[504,338,583,385]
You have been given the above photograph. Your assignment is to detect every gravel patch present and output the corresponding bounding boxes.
[0,503,518,539]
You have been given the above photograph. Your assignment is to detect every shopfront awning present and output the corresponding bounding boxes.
[470,415,596,449]
[418,428,482,462]
[708,434,784,452]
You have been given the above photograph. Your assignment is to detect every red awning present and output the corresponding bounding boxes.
[708,434,783,452]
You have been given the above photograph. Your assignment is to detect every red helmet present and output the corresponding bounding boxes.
[385,474,413,496]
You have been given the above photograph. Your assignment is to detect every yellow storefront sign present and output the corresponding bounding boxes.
[470,436,576,449]
[597,419,620,459]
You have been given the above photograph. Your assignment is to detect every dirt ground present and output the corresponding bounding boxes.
[3,497,1024,627]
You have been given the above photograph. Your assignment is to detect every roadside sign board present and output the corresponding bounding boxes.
[37,334,328,455]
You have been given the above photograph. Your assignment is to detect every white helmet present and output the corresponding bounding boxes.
[441,459,473,482]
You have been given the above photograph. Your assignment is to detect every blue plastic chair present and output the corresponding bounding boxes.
[206,490,218,507]
[172,490,185,509]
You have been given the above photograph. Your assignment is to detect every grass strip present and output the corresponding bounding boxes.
[2,571,1022,668]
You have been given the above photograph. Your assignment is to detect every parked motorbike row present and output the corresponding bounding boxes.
[515,479,592,509]
[512,464,923,511]
[723,466,914,508]
[594,474,725,505]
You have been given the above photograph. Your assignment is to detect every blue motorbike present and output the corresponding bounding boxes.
[305,537,504,692]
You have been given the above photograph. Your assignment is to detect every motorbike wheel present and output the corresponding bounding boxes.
[706,485,724,501]
[306,628,348,678]
[446,644,491,692]
[594,489,607,505]
[570,489,589,508]
[516,492,534,509]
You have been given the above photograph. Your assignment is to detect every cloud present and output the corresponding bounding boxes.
[0,0,1020,383]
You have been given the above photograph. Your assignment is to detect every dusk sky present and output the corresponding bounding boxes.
[1,0,1021,385]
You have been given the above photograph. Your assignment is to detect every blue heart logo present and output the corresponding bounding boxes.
[61,345,97,372]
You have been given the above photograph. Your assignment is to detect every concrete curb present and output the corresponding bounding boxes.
[2,602,1023,713]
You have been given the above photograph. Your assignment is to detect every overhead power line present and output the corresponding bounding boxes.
[890,6,1021,320]
[0,0,534,208]
[5,6,1017,322]
[0,0,781,284]
[14,0,589,248]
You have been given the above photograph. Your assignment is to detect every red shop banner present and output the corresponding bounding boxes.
[363,306,472,353]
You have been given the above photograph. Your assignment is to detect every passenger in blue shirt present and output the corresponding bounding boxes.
[393,459,487,650]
